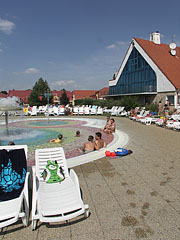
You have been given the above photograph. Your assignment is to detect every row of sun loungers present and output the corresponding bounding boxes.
[25,105,127,116]
[129,109,180,130]
[0,145,89,231]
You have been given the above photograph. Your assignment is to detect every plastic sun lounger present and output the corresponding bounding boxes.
[78,106,84,115]
[31,147,89,230]
[73,106,79,115]
[0,145,29,229]
[84,106,90,115]
[31,106,38,116]
[96,107,103,115]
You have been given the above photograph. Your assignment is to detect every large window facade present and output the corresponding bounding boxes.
[109,48,157,95]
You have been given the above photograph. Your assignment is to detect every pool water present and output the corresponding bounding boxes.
[0,119,113,166]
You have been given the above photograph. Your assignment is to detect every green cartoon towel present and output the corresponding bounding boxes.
[41,160,65,183]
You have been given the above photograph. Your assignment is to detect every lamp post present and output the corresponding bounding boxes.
[44,89,51,123]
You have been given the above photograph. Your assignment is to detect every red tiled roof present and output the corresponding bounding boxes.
[73,90,97,100]
[8,90,32,103]
[0,92,8,98]
[134,38,180,89]
[97,87,109,96]
[52,90,73,100]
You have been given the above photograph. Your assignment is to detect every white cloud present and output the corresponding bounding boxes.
[106,40,130,50]
[0,18,15,34]
[52,80,75,87]
[106,44,116,49]
[117,40,130,46]
[24,68,39,74]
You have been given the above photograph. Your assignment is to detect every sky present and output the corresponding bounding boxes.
[0,0,180,91]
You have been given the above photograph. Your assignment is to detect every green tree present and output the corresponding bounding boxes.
[28,78,52,106]
[1,91,8,95]
[60,91,69,105]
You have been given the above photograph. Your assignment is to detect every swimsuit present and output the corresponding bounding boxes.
[83,149,94,154]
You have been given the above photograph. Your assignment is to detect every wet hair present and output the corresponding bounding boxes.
[58,134,63,139]
[96,132,102,139]
[8,141,15,145]
[88,135,94,141]
[111,118,115,123]
[76,130,80,136]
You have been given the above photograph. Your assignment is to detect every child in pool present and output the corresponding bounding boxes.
[75,130,81,137]
[50,134,63,143]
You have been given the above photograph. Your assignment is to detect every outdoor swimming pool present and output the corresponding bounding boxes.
[0,117,114,166]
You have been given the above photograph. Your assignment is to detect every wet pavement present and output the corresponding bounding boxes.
[0,116,180,239]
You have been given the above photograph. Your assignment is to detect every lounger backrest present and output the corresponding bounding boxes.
[0,145,28,201]
[0,145,27,158]
[35,147,69,182]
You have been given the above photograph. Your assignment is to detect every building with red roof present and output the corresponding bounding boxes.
[51,90,73,104]
[0,92,8,98]
[8,90,32,103]
[96,87,109,99]
[72,90,97,101]
[109,32,180,107]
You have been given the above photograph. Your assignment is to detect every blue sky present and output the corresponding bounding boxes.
[0,0,179,91]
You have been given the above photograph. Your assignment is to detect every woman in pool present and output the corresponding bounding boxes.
[50,134,63,143]
[103,119,116,134]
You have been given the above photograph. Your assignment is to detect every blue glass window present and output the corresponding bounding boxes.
[109,48,157,95]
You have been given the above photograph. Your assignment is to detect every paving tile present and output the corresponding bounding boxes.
[71,230,105,240]
[2,223,37,240]
[1,116,179,239]
[37,222,71,240]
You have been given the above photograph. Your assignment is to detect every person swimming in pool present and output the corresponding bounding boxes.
[75,130,81,137]
[50,134,63,143]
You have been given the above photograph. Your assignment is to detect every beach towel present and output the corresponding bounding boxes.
[0,149,27,201]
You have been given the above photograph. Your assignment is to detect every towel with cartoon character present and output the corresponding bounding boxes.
[41,160,65,183]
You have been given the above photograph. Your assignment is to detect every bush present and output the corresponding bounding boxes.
[118,96,141,111]
[74,96,141,111]
[145,103,158,113]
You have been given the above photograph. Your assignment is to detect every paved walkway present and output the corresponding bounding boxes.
[0,116,180,239]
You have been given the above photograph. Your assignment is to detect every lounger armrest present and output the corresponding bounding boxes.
[23,172,30,225]
[69,169,79,187]
[31,166,38,221]
[23,172,30,208]
[69,169,82,199]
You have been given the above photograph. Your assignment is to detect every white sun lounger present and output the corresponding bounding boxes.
[0,145,29,229]
[31,147,89,230]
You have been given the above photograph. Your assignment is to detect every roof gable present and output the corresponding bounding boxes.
[134,38,180,89]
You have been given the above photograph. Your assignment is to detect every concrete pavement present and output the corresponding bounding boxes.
[0,116,179,239]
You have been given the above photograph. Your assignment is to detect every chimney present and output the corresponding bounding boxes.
[150,31,161,44]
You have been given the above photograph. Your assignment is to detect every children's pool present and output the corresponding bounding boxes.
[0,118,114,166]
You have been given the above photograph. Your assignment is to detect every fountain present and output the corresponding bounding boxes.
[0,96,23,135]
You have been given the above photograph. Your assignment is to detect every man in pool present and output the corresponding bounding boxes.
[50,134,63,143]
[81,135,95,154]
[94,132,106,150]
